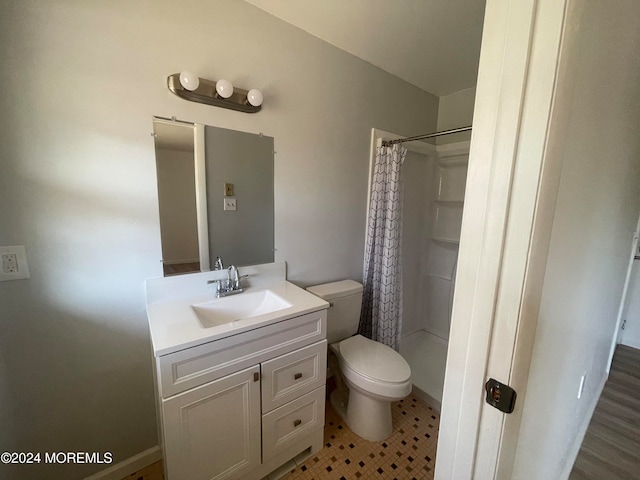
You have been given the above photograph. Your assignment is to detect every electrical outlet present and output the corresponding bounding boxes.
[224,198,237,211]
[0,246,30,281]
[2,254,18,273]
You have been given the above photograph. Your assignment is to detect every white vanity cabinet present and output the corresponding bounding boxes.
[162,365,262,480]
[153,308,328,480]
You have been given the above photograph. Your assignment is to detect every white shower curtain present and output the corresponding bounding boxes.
[358,143,407,351]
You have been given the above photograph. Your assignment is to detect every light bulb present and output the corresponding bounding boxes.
[246,89,263,107]
[179,71,199,91]
[215,79,234,98]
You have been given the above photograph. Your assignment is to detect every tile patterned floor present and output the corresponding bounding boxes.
[281,393,439,480]
[123,392,439,480]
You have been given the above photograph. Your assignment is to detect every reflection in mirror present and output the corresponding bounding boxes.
[204,126,274,269]
[153,118,275,277]
[153,119,201,276]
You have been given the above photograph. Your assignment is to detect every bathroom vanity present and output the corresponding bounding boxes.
[146,262,329,480]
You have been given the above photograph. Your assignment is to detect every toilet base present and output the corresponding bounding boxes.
[346,387,394,441]
[330,385,394,442]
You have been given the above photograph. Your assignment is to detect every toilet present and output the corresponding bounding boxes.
[307,280,412,441]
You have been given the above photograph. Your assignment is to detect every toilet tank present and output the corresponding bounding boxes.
[306,280,363,344]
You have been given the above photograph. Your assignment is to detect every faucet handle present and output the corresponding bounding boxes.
[207,279,222,295]
[237,273,250,289]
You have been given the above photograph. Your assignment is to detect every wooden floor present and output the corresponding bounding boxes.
[569,345,640,480]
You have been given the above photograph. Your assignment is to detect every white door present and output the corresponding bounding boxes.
[437,0,573,478]
[620,258,640,349]
[163,365,261,480]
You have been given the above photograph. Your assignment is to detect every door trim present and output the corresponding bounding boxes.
[436,0,571,478]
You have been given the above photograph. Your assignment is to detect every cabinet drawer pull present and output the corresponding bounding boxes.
[254,372,260,382]
[293,419,302,427]
[294,372,303,380]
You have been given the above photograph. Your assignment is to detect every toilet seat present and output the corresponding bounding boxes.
[340,335,411,382]
[332,335,412,400]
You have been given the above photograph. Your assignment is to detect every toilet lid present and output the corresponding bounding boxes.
[339,335,411,383]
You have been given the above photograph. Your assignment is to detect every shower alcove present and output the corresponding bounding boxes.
[367,129,470,411]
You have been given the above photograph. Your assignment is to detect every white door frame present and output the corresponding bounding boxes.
[436,0,571,478]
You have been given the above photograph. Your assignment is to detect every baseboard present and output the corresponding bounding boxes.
[622,336,640,350]
[83,446,161,480]
[558,373,607,480]
[411,384,441,413]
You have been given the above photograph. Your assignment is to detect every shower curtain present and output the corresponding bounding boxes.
[358,143,407,351]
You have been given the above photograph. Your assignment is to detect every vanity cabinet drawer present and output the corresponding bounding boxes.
[262,386,325,462]
[261,340,327,412]
[157,310,326,398]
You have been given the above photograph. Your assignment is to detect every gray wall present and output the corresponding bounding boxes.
[436,86,476,144]
[0,0,438,478]
[205,126,274,267]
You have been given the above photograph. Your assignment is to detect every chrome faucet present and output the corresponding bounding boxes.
[213,256,224,270]
[207,265,247,297]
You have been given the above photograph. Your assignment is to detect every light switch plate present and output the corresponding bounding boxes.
[224,198,237,211]
[0,245,30,281]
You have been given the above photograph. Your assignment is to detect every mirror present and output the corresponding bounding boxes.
[153,118,275,276]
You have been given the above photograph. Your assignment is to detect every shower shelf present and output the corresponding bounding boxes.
[427,273,453,282]
[435,200,464,206]
[431,237,460,245]
[438,157,469,167]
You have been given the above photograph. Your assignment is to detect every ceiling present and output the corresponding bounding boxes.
[245,0,486,97]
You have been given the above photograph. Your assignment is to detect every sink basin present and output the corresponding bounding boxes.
[192,289,293,328]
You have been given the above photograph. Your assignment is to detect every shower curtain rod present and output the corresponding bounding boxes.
[382,125,472,146]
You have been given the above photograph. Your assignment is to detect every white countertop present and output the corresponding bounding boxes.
[146,263,329,357]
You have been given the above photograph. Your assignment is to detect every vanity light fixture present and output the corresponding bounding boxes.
[179,71,199,91]
[215,79,234,99]
[168,71,263,113]
[246,88,263,107]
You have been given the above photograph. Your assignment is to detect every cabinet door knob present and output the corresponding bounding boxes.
[293,419,302,427]
[294,372,303,380]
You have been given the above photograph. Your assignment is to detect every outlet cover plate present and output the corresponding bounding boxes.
[0,245,30,281]
[224,198,237,211]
